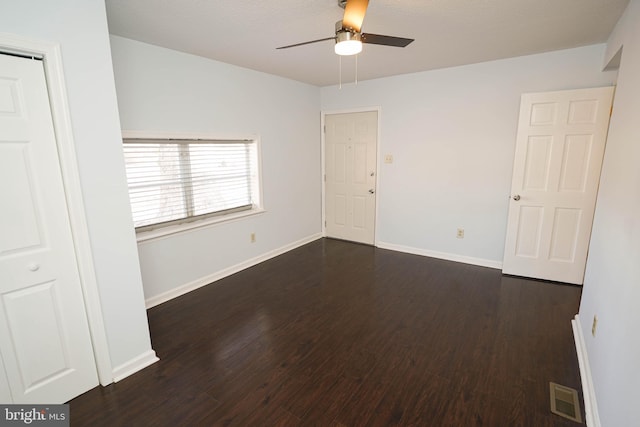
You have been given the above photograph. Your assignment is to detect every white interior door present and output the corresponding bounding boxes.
[325,111,377,245]
[502,86,614,284]
[0,53,98,403]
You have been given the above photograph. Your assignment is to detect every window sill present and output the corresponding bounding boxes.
[135,207,266,244]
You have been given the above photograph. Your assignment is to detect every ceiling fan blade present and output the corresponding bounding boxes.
[361,33,414,48]
[276,36,336,50]
[342,0,369,32]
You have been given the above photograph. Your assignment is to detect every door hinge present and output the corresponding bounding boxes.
[323,125,326,133]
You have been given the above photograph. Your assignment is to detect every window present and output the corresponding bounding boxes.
[123,138,260,231]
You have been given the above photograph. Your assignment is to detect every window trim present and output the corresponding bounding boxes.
[121,131,264,243]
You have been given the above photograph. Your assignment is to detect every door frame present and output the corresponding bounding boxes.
[321,107,381,245]
[0,33,113,385]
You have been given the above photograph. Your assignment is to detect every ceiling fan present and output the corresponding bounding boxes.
[276,0,414,56]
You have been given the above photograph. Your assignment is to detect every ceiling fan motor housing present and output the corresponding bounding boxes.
[336,29,362,43]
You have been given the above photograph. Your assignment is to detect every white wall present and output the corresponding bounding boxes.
[579,0,640,425]
[0,1,154,371]
[321,45,616,267]
[109,36,322,304]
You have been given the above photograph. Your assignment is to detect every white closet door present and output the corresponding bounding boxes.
[0,53,97,403]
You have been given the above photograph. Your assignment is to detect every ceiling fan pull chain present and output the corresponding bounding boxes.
[355,54,358,85]
[339,55,342,89]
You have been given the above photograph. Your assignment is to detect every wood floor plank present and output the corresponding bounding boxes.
[69,238,584,426]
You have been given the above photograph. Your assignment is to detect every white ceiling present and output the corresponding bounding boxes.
[105,0,629,87]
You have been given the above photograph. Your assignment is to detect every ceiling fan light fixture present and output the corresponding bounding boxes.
[335,31,362,55]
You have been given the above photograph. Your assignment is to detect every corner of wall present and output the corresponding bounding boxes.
[572,315,601,427]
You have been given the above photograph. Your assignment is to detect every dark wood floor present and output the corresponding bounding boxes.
[70,238,584,426]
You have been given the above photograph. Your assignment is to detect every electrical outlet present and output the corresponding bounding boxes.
[384,154,393,164]
[592,315,598,337]
[250,233,256,243]
[456,228,464,239]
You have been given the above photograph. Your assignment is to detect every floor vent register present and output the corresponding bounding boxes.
[550,382,582,423]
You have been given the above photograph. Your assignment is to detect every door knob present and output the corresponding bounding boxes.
[512,194,521,201]
[369,189,375,194]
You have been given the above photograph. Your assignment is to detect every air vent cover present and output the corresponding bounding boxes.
[550,382,582,423]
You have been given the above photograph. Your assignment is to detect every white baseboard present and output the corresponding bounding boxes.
[572,314,600,427]
[376,241,503,270]
[112,349,159,383]
[144,233,324,309]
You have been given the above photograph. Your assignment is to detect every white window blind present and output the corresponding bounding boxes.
[123,138,259,230]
